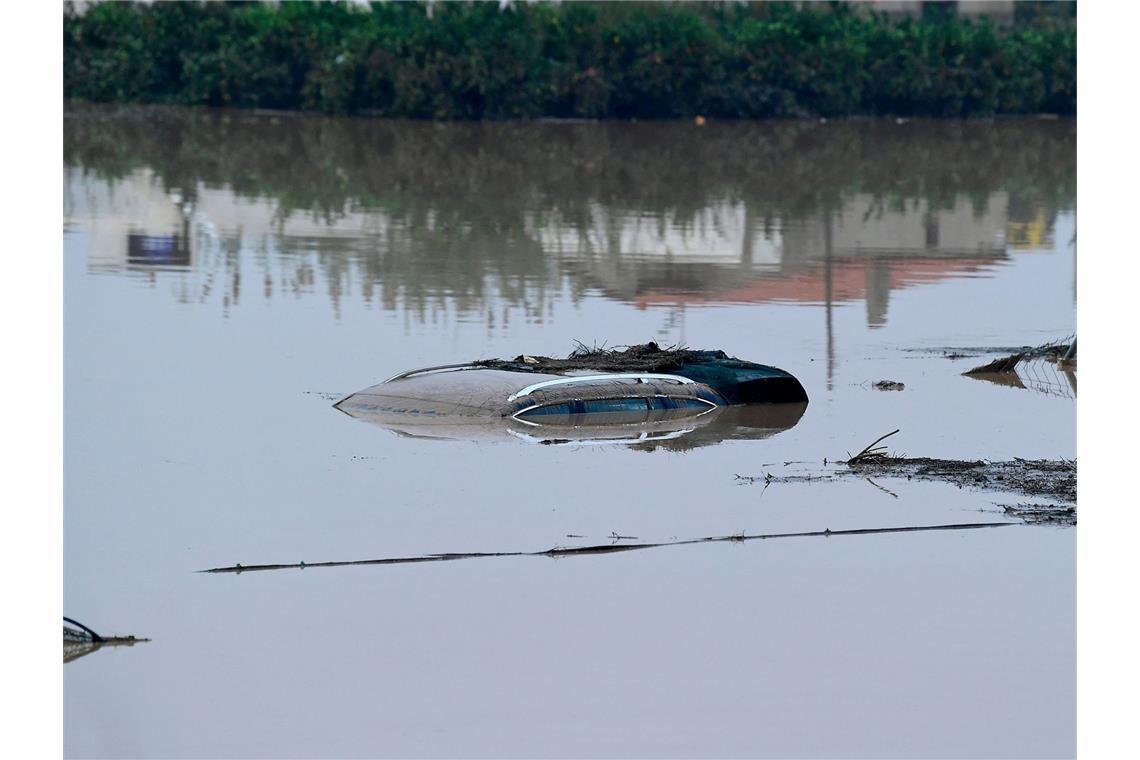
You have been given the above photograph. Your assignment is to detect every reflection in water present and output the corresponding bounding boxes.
[64,107,1074,330]
[969,359,1077,399]
[63,617,148,664]
[339,399,807,448]
[127,232,190,268]
[64,638,145,665]
[627,403,807,452]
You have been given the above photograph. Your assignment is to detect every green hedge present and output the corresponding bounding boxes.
[64,1,1075,119]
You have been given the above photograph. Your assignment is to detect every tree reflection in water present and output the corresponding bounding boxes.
[64,107,1075,328]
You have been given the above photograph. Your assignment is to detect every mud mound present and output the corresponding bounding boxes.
[474,341,727,374]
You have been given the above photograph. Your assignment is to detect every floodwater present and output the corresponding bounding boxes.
[64,106,1075,758]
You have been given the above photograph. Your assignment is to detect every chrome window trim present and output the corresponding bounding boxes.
[506,373,695,402]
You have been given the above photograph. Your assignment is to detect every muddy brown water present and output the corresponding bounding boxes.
[64,106,1075,758]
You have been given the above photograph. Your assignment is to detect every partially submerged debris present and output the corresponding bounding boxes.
[903,346,1035,360]
[736,430,1076,524]
[1001,502,1076,527]
[201,521,1011,575]
[873,380,905,391]
[734,472,831,485]
[964,339,1073,375]
[844,429,900,464]
[63,617,149,663]
[475,341,707,374]
[847,456,1076,505]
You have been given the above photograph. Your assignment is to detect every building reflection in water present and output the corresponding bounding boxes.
[64,109,1074,348]
[65,168,193,273]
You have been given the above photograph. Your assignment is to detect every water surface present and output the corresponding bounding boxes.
[64,107,1075,758]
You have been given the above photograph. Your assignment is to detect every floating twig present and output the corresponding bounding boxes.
[845,429,900,464]
[201,521,1013,575]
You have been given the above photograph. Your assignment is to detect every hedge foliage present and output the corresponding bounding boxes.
[64,1,1075,119]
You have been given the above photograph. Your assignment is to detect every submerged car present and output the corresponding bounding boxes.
[334,343,808,445]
